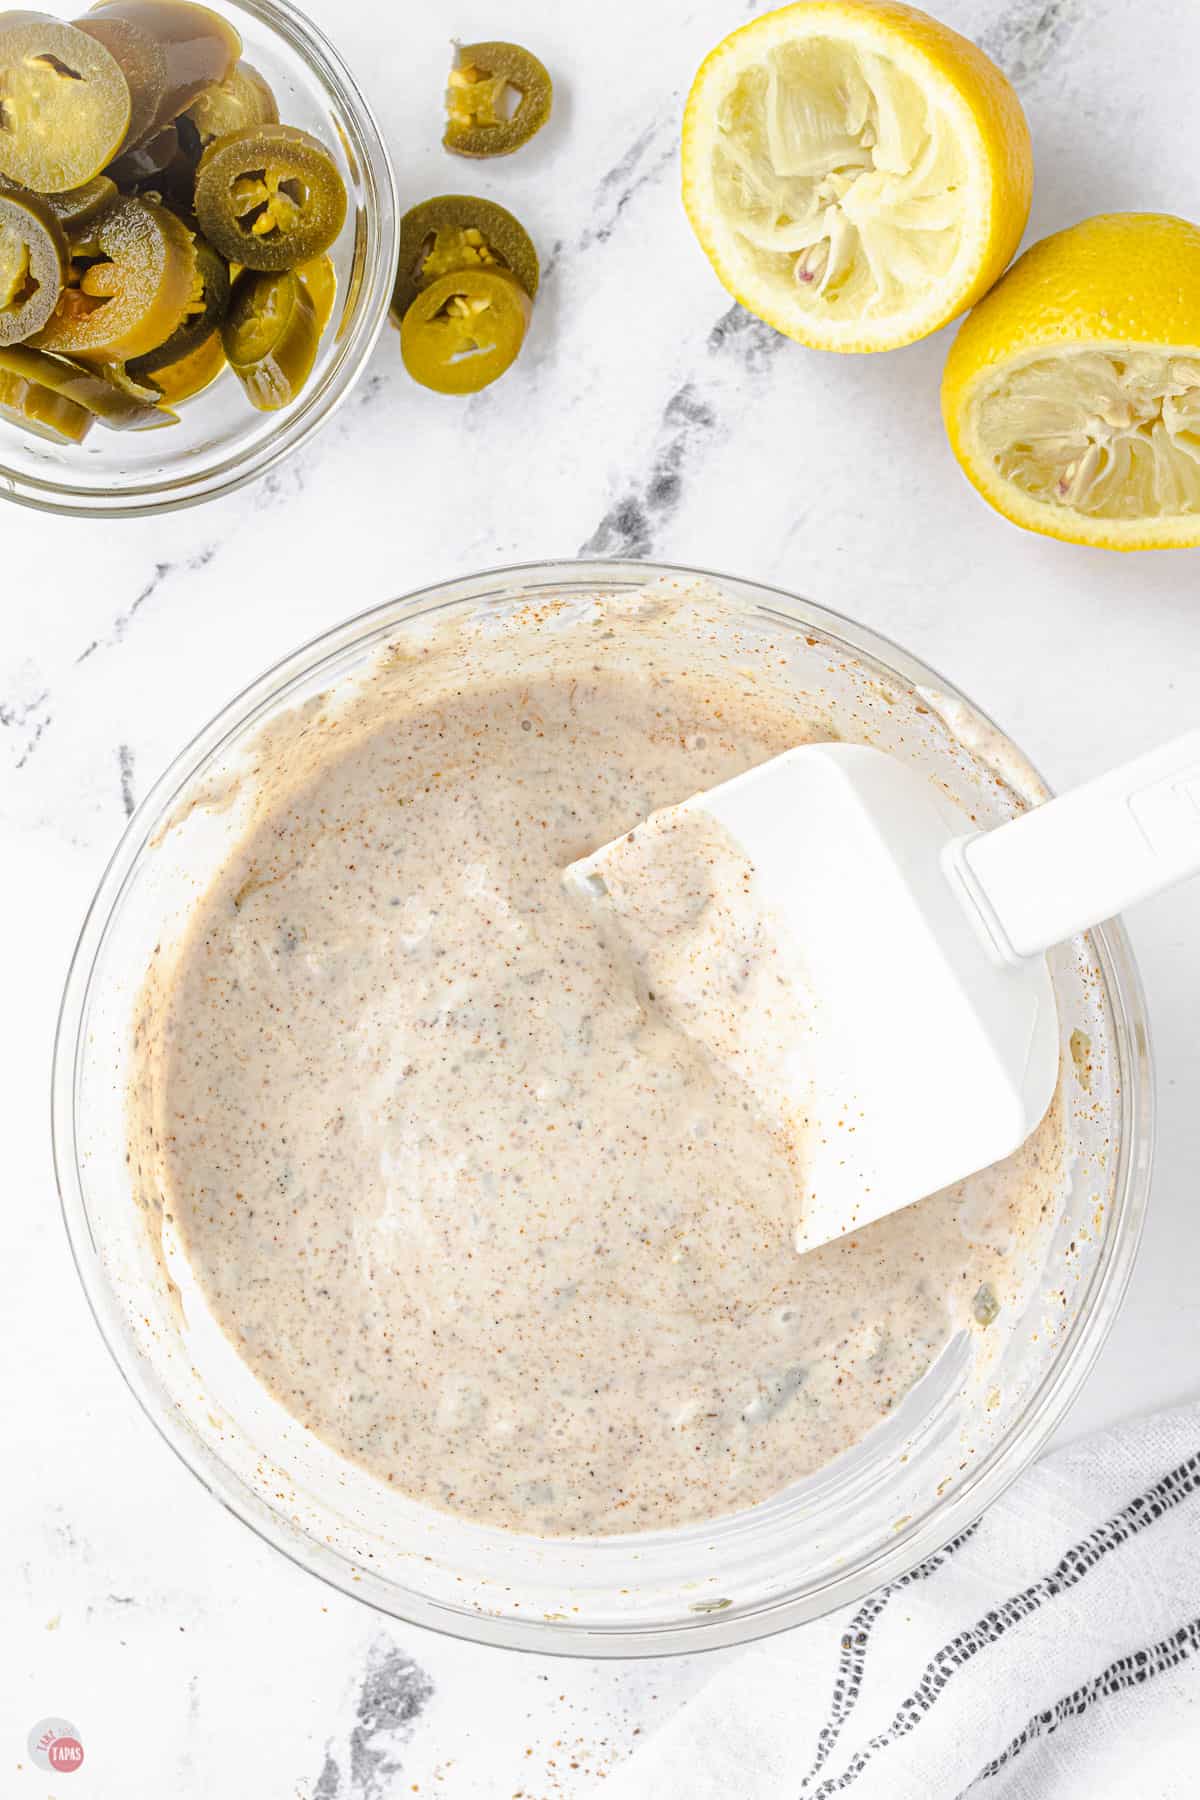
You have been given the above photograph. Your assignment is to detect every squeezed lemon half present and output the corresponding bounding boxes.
[943,213,1200,550]
[681,0,1032,352]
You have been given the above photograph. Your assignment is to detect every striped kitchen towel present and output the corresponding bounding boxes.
[610,1401,1200,1799]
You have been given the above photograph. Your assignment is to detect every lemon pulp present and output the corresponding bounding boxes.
[682,2,1031,352]
[943,213,1200,546]
[713,38,968,326]
[973,348,1200,523]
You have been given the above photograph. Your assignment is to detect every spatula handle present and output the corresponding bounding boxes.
[953,729,1200,961]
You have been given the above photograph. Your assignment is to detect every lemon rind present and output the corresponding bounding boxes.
[946,337,1200,551]
[681,1,1031,353]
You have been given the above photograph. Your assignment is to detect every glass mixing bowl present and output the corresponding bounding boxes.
[52,560,1153,1655]
[0,0,396,517]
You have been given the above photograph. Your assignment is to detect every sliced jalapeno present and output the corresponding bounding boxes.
[100,356,160,402]
[443,40,551,159]
[195,122,346,271]
[31,192,195,360]
[0,348,92,440]
[126,230,226,374]
[221,264,317,409]
[392,193,538,324]
[140,318,221,400]
[106,119,177,183]
[399,264,530,395]
[136,113,200,214]
[0,186,68,345]
[88,355,175,423]
[75,9,160,149]
[0,13,131,190]
[0,340,171,426]
[1,172,120,236]
[80,1,240,142]
[184,59,276,145]
[295,251,334,332]
[41,172,118,234]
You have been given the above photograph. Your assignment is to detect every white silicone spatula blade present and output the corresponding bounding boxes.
[566,731,1200,1252]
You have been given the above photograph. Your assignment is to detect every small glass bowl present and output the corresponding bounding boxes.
[0,0,396,517]
[53,561,1154,1656]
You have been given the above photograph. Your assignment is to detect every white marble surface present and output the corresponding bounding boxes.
[4,0,1200,1792]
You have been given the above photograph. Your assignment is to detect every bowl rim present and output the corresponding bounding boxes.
[0,0,398,519]
[51,557,1155,1655]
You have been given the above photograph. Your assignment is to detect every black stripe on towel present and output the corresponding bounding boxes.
[807,1449,1200,1797]
[798,1522,981,1791]
[964,1614,1200,1792]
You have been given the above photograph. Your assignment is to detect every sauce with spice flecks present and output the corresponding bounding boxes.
[130,597,1063,1535]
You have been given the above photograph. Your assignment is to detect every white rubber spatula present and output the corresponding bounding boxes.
[566,731,1200,1253]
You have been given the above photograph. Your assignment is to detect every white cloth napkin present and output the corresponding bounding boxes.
[610,1403,1200,1800]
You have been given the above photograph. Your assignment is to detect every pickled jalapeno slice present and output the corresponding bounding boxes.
[399,264,530,394]
[0,347,92,439]
[0,339,170,426]
[137,112,202,215]
[0,5,348,443]
[1,168,118,234]
[0,185,68,344]
[31,191,195,359]
[81,0,240,140]
[295,250,334,332]
[141,317,221,399]
[392,192,538,324]
[443,40,551,158]
[0,14,131,190]
[221,263,317,409]
[106,119,177,182]
[184,59,275,145]
[81,354,174,423]
[195,122,346,271]
[40,172,118,233]
[75,10,164,150]
[127,229,226,373]
[99,355,160,401]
